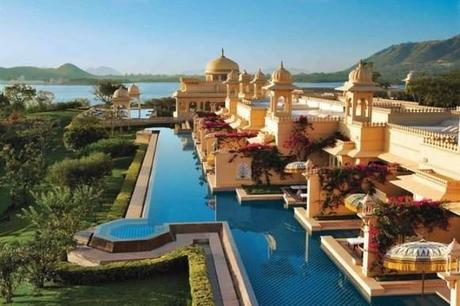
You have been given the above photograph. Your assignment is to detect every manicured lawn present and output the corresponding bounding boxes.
[0,110,139,243]
[12,271,190,305]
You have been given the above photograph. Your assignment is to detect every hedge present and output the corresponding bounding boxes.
[47,152,112,188]
[63,124,108,151]
[85,138,137,158]
[106,144,147,221]
[54,246,215,306]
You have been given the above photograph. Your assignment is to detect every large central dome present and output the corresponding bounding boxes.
[205,49,239,74]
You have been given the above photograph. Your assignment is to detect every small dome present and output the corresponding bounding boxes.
[113,86,129,99]
[205,49,239,74]
[227,69,239,82]
[128,84,140,96]
[271,62,292,84]
[252,68,266,82]
[348,60,373,84]
[239,70,251,82]
[446,238,460,257]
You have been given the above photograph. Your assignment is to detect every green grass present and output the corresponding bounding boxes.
[12,271,190,305]
[243,184,285,195]
[0,110,141,242]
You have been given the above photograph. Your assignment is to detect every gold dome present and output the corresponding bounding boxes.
[252,68,266,83]
[205,49,239,74]
[113,86,129,99]
[239,70,251,82]
[128,84,140,96]
[348,60,373,84]
[271,62,292,84]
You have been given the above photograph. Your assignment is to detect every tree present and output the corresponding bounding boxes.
[21,185,102,288]
[1,143,45,208]
[3,83,37,112]
[0,242,24,303]
[26,90,55,113]
[407,70,460,107]
[0,93,11,118]
[63,125,108,151]
[93,80,122,105]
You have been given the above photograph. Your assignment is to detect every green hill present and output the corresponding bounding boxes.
[0,63,94,81]
[294,34,460,83]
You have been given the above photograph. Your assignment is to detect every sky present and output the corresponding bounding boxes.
[0,0,459,74]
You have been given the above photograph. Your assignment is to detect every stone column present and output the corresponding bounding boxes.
[361,215,377,277]
[305,172,321,218]
[438,273,460,306]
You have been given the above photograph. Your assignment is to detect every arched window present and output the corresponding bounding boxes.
[236,162,251,179]
[277,96,285,111]
[189,101,197,113]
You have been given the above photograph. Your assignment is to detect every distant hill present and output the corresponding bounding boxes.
[86,66,121,76]
[294,34,460,83]
[0,63,94,81]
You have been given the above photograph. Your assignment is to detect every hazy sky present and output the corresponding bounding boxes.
[0,0,459,74]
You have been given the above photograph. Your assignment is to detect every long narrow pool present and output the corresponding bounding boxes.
[102,128,447,306]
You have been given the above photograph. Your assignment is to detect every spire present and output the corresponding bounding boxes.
[221,48,224,57]
[280,61,284,69]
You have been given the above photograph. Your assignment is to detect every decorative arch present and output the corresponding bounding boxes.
[277,96,286,111]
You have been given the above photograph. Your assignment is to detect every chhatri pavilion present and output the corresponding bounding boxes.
[189,51,460,304]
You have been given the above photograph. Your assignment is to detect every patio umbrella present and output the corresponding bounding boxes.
[384,239,448,295]
[344,193,366,212]
[284,161,307,174]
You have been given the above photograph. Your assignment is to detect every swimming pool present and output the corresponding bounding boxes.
[95,128,447,305]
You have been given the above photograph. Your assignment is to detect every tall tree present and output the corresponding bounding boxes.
[3,83,37,112]
[93,80,122,105]
[21,185,102,288]
[0,242,24,303]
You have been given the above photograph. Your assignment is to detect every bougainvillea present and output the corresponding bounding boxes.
[373,197,450,256]
[195,111,217,118]
[284,115,341,160]
[317,163,388,210]
[214,131,258,138]
[202,117,231,130]
[229,144,293,185]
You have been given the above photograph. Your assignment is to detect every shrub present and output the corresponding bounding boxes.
[53,246,215,306]
[48,152,112,188]
[63,125,108,151]
[106,145,146,220]
[85,138,137,158]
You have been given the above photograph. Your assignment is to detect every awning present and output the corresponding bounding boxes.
[229,119,241,129]
[443,202,460,217]
[378,152,418,171]
[390,175,445,200]
[324,145,352,156]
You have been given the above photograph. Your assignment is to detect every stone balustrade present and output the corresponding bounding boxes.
[423,137,459,153]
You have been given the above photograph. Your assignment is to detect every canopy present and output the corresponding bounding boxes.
[344,193,366,212]
[384,239,448,273]
[384,239,448,295]
[284,161,307,174]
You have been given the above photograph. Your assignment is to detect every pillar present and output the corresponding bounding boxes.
[438,273,460,306]
[306,172,321,218]
[362,215,377,277]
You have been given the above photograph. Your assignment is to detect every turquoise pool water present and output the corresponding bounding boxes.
[97,128,447,306]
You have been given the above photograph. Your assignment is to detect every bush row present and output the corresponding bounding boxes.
[84,138,137,158]
[106,144,147,221]
[48,152,112,188]
[54,246,215,306]
[63,125,108,151]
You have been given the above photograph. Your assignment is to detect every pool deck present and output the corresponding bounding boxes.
[321,235,450,303]
[126,131,159,218]
[294,207,362,233]
[75,129,258,306]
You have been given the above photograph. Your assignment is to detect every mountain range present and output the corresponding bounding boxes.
[0,34,459,83]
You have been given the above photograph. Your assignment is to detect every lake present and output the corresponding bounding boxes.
[0,81,344,105]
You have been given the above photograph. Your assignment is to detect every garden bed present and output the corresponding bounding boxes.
[242,184,286,195]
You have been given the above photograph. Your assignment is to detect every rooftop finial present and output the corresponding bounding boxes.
[221,48,224,57]
[280,61,284,69]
